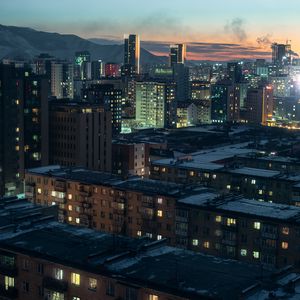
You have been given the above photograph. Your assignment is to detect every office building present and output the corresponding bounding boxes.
[105,63,120,78]
[51,62,73,99]
[124,34,140,75]
[272,43,291,65]
[169,44,186,67]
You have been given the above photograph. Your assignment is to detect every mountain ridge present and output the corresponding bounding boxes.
[0,24,166,64]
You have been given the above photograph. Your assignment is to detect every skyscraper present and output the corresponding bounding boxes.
[169,44,186,67]
[272,43,291,65]
[135,82,166,128]
[51,61,74,99]
[124,34,140,75]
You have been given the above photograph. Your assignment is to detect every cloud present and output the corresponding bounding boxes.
[224,18,247,42]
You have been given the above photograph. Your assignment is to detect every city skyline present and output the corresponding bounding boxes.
[1,0,300,61]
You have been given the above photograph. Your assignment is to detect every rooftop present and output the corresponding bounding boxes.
[0,222,273,300]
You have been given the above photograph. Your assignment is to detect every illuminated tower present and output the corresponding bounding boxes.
[124,34,140,75]
[169,44,186,67]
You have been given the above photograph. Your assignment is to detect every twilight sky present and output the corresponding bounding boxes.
[1,0,300,61]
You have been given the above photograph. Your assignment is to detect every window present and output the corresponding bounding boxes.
[50,292,64,300]
[251,179,256,185]
[157,235,162,240]
[37,188,42,194]
[240,249,247,256]
[269,191,273,196]
[282,227,289,235]
[227,218,236,226]
[68,194,73,200]
[88,278,97,290]
[215,215,222,223]
[253,251,260,259]
[4,276,14,290]
[106,281,115,296]
[137,231,142,237]
[1,255,15,266]
[68,205,72,211]
[22,259,30,270]
[22,281,29,292]
[75,218,80,224]
[37,263,44,274]
[157,197,163,204]
[282,242,289,250]
[254,222,261,230]
[72,297,80,300]
[125,287,137,300]
[203,241,210,249]
[157,210,163,217]
[215,229,222,237]
[149,295,158,300]
[68,216,72,222]
[192,239,198,246]
[54,268,63,280]
[71,273,80,285]
[226,185,231,190]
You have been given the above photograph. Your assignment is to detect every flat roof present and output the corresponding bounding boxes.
[0,222,271,299]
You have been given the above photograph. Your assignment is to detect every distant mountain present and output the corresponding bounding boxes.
[0,25,166,64]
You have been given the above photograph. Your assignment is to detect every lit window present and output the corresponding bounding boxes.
[240,249,247,256]
[88,278,97,290]
[251,179,256,185]
[157,210,163,217]
[68,205,72,211]
[68,194,72,200]
[189,171,195,176]
[4,276,14,290]
[71,273,80,285]
[203,241,210,249]
[253,251,260,259]
[192,239,199,246]
[149,295,158,300]
[226,185,231,190]
[258,190,263,195]
[72,297,80,300]
[37,188,42,195]
[137,231,142,237]
[157,197,163,204]
[75,218,80,224]
[269,191,273,196]
[282,227,289,235]
[68,216,72,222]
[162,168,166,173]
[54,268,63,280]
[254,222,261,230]
[282,242,288,250]
[215,216,222,223]
[227,218,236,226]
[212,174,217,179]
[157,235,162,240]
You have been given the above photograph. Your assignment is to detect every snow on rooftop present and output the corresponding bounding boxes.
[229,167,280,178]
[219,199,300,220]
[179,192,219,206]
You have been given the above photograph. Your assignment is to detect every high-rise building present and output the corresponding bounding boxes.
[0,63,22,196]
[211,80,240,123]
[91,60,104,80]
[19,74,49,179]
[173,64,189,102]
[49,102,112,172]
[124,34,140,75]
[105,63,120,78]
[135,82,166,128]
[227,62,242,83]
[74,51,91,79]
[169,44,186,67]
[51,61,73,99]
[245,85,274,125]
[83,84,123,135]
[272,43,291,65]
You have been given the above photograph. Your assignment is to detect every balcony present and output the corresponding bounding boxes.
[43,277,68,293]
[0,263,18,277]
[0,286,18,299]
